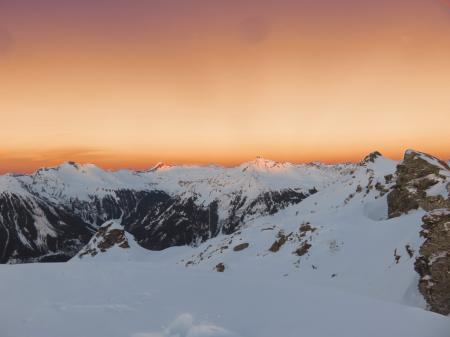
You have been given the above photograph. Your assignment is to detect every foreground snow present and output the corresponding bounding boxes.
[0,262,449,337]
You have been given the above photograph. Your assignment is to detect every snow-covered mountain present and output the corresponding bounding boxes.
[0,156,347,262]
[1,149,449,322]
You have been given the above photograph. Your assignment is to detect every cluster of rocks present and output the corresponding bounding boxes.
[78,222,130,258]
[269,231,292,252]
[387,150,450,315]
[387,150,450,218]
[414,210,450,315]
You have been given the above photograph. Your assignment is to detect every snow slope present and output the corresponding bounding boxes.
[0,262,449,337]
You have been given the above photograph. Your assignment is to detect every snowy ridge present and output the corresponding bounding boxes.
[19,162,149,202]
[11,157,351,205]
[0,174,31,197]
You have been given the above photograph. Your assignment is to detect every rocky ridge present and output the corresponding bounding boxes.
[387,150,450,315]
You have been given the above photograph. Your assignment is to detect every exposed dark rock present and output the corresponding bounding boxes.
[123,195,219,251]
[386,151,450,315]
[0,188,222,262]
[215,262,225,272]
[396,151,448,186]
[222,188,316,234]
[387,150,450,218]
[0,192,94,263]
[414,209,450,315]
[299,222,316,235]
[294,242,311,256]
[78,222,130,258]
[405,245,414,258]
[374,182,389,196]
[269,231,291,252]
[384,174,393,184]
[344,193,355,204]
[70,190,154,226]
[233,243,249,252]
[387,188,420,218]
[394,249,401,264]
[360,151,382,165]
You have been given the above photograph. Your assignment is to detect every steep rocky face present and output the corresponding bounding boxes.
[57,189,221,253]
[124,193,219,250]
[247,189,316,217]
[0,187,222,262]
[387,150,450,315]
[387,150,450,218]
[69,190,163,226]
[222,188,316,234]
[414,209,450,315]
[360,151,382,165]
[0,192,94,263]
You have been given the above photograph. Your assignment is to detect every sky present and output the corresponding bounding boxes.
[1,0,450,173]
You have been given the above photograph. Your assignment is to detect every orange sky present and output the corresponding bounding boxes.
[1,0,450,173]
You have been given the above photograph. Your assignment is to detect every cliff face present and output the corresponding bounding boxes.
[387,150,450,219]
[0,191,95,263]
[415,210,450,315]
[387,150,450,315]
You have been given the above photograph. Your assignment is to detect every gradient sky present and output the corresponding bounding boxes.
[1,0,450,173]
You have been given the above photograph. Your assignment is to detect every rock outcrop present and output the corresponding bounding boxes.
[78,221,130,258]
[387,150,450,218]
[414,209,450,315]
[123,195,220,251]
[0,189,95,263]
[387,150,450,315]
[360,151,382,165]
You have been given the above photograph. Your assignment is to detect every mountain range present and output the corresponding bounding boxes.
[0,149,449,317]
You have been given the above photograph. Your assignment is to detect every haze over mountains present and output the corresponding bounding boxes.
[0,149,449,337]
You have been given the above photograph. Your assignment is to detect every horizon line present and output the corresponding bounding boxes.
[1,148,449,176]
[2,149,448,176]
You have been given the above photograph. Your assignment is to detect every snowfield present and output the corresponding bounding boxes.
[1,262,450,337]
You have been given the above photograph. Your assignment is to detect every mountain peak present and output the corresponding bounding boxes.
[241,157,288,172]
[403,149,450,171]
[35,161,102,175]
[360,151,383,165]
[149,162,173,171]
